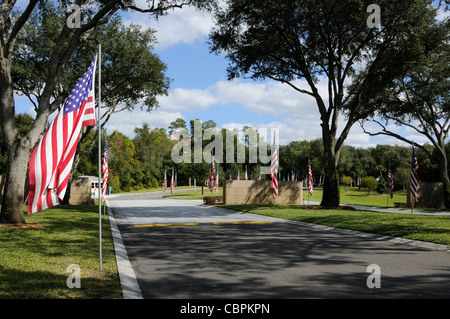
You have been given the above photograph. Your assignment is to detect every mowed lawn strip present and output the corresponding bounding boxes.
[0,205,121,299]
[219,204,450,246]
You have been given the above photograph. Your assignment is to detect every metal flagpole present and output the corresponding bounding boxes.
[97,45,103,270]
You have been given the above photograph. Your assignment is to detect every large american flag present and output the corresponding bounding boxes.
[308,159,314,195]
[410,143,419,202]
[27,56,97,214]
[271,136,278,198]
[101,134,108,202]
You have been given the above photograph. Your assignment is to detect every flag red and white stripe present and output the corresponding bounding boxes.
[271,136,278,198]
[27,56,97,214]
[308,159,314,195]
[170,171,174,196]
[388,166,394,199]
[101,134,108,202]
[410,143,419,202]
[244,166,248,180]
[163,169,167,192]
[209,155,216,190]
[215,167,219,192]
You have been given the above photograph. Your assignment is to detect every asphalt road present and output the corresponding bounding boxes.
[108,192,450,299]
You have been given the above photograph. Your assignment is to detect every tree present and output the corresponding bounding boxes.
[108,130,136,192]
[361,176,378,195]
[209,0,439,206]
[168,118,187,136]
[361,18,450,207]
[0,0,215,223]
[340,176,352,192]
[133,123,172,188]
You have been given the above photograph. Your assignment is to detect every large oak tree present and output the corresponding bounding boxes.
[209,0,440,206]
[0,0,215,223]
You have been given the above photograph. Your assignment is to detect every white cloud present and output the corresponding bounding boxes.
[158,87,217,112]
[106,108,183,138]
[123,5,214,50]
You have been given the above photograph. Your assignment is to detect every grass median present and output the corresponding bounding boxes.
[0,205,121,299]
[219,204,450,246]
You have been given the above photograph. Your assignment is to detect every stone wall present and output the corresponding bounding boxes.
[223,180,303,205]
[406,182,445,209]
[69,176,94,205]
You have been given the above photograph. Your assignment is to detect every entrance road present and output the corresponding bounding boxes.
[108,193,450,298]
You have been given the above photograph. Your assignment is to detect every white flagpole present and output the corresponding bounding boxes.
[97,45,103,270]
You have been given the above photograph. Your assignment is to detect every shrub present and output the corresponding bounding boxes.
[361,176,378,195]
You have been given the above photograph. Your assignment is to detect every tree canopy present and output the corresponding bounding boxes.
[209,0,441,206]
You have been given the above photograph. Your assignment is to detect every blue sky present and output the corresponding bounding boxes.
[14,1,449,147]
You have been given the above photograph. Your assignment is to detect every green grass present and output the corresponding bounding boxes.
[220,204,450,246]
[0,205,121,299]
[305,186,408,208]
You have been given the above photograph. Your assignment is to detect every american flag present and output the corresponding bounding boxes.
[101,134,108,202]
[308,159,314,195]
[209,155,215,190]
[388,164,394,199]
[170,170,174,196]
[215,167,219,192]
[244,165,248,180]
[27,56,97,214]
[271,135,278,198]
[163,169,167,192]
[410,143,419,202]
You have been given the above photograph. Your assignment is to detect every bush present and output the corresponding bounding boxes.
[376,176,388,194]
[361,176,378,195]
[340,175,352,192]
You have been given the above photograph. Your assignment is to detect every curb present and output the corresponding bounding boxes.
[106,201,143,299]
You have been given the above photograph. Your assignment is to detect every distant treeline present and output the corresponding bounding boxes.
[2,115,448,194]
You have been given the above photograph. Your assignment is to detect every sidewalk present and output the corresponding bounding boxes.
[303,200,450,216]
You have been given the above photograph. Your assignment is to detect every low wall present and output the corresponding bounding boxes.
[223,180,303,205]
[406,182,445,209]
[69,177,93,205]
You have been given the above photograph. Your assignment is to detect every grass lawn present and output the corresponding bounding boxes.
[0,205,121,299]
[305,186,408,208]
[220,204,450,246]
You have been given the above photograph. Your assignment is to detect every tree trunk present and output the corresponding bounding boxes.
[0,57,44,223]
[437,153,450,209]
[0,139,31,223]
[321,153,340,206]
[319,105,342,207]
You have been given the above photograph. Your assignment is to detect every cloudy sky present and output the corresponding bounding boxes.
[15,1,447,147]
